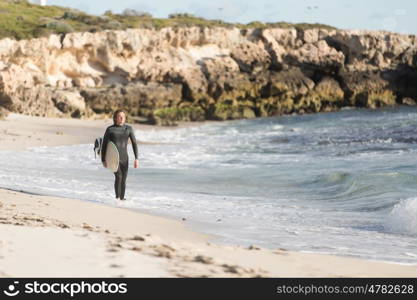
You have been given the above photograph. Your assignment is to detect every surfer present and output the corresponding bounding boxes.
[101,109,139,200]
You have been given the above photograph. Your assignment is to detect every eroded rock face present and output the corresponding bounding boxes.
[287,40,345,71]
[0,27,416,124]
[52,90,89,118]
[80,81,182,123]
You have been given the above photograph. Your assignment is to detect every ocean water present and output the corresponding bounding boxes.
[1,106,417,264]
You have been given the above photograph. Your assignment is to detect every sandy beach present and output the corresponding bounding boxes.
[1,113,417,277]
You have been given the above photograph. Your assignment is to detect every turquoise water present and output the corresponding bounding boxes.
[1,106,417,264]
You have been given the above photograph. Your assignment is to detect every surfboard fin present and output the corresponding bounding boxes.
[94,137,103,159]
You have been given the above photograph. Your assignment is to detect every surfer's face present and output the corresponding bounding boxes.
[115,112,126,126]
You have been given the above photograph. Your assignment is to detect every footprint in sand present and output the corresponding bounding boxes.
[109,264,122,268]
[194,255,214,264]
[82,224,94,231]
[129,235,145,242]
[247,245,261,251]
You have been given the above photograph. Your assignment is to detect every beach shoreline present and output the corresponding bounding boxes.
[1,113,417,277]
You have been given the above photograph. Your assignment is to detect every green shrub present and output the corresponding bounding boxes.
[245,21,267,29]
[45,21,74,34]
[103,20,123,30]
[169,13,198,19]
[122,9,152,18]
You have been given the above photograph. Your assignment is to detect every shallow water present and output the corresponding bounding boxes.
[1,106,417,264]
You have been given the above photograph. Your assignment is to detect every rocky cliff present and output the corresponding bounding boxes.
[0,27,416,124]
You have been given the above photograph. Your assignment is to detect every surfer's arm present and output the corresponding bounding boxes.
[101,128,110,163]
[129,126,139,160]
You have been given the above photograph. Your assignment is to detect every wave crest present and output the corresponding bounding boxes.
[385,197,417,236]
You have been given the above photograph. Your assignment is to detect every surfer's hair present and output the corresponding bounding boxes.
[113,109,126,124]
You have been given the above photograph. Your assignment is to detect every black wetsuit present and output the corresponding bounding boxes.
[101,124,138,199]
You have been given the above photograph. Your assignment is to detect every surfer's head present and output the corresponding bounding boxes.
[113,109,126,126]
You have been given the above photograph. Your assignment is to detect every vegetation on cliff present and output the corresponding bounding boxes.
[0,0,336,40]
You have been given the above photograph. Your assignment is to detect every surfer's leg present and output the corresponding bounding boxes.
[120,161,129,199]
[114,167,123,198]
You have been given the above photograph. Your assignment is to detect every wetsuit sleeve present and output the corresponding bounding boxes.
[129,126,139,159]
[101,128,109,162]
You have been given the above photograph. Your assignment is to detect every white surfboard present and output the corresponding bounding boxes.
[105,141,119,173]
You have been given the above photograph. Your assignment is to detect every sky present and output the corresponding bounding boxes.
[30,0,417,35]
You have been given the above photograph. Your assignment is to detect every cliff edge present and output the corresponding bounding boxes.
[0,27,416,124]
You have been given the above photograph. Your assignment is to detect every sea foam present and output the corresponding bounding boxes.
[385,197,417,236]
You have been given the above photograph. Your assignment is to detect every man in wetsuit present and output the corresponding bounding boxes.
[101,109,139,200]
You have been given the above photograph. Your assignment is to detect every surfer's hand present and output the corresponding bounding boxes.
[103,161,107,168]
[134,159,139,168]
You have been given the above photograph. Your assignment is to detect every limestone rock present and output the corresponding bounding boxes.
[287,40,345,70]
[81,81,183,123]
[266,68,315,97]
[327,30,415,70]
[230,40,271,74]
[402,97,417,106]
[0,26,415,122]
[52,90,87,118]
[261,28,297,69]
[313,77,344,102]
